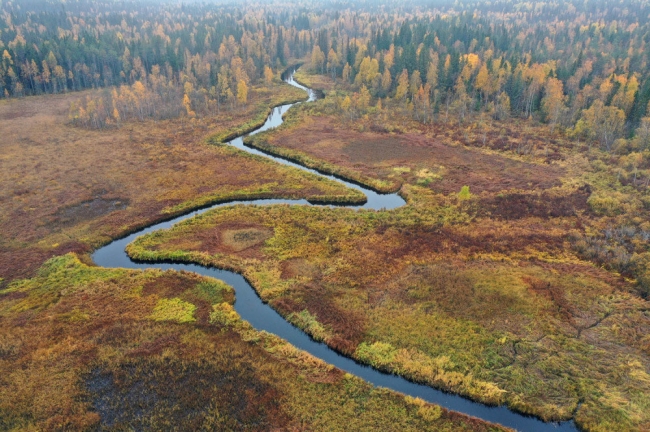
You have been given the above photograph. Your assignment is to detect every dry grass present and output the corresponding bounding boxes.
[0,81,361,283]
[0,254,505,431]
[253,114,564,195]
[126,71,650,431]
[128,201,650,431]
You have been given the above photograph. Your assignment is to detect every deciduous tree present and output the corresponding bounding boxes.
[264,66,274,84]
[576,100,625,151]
[237,79,248,106]
[394,69,409,102]
[541,77,566,131]
[311,45,325,74]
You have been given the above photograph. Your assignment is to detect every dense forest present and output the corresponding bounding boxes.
[2,0,650,149]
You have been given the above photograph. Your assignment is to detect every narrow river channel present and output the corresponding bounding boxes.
[93,69,578,432]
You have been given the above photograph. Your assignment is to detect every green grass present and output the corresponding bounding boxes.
[149,298,197,323]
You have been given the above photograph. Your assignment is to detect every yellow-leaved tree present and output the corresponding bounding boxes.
[237,79,248,106]
[311,45,325,73]
[575,100,625,151]
[394,69,409,102]
[264,66,273,85]
[340,95,352,119]
[541,77,566,131]
[183,93,195,117]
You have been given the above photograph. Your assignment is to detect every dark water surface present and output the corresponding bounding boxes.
[92,71,577,432]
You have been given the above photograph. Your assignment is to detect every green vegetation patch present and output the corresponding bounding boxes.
[193,280,230,305]
[149,297,197,323]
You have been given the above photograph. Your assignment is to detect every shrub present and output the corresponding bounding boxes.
[632,253,650,298]
[209,303,240,327]
[355,341,397,368]
[587,194,624,216]
[405,396,443,421]
[641,196,650,210]
[458,185,471,201]
[288,309,328,341]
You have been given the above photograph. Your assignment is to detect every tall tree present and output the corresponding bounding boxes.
[237,80,249,106]
[394,69,409,102]
[541,77,566,131]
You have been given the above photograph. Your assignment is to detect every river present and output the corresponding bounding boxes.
[92,69,577,432]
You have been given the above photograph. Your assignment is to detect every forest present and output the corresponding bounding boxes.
[2,0,650,145]
[1,0,650,431]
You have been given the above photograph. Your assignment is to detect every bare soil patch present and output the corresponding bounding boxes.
[221,227,273,252]
[344,137,431,163]
[54,197,130,226]
[280,258,320,279]
[187,223,274,259]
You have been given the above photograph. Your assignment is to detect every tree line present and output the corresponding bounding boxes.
[3,0,650,147]
[305,0,650,152]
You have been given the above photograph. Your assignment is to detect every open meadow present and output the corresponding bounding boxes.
[126,69,650,431]
[0,80,362,283]
[0,254,503,431]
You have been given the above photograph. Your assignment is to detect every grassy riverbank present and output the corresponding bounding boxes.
[0,254,506,431]
[0,79,360,284]
[124,69,650,431]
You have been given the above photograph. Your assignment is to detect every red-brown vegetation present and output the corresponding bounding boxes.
[0,83,355,284]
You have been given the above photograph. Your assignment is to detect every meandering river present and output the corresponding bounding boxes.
[93,70,577,432]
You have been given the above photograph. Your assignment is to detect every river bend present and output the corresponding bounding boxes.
[93,70,577,432]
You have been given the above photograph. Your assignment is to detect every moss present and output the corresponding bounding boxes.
[355,342,397,368]
[193,280,231,305]
[149,298,197,323]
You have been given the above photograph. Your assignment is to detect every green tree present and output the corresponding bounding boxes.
[576,100,625,151]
